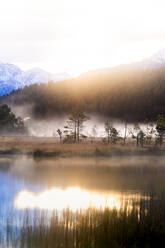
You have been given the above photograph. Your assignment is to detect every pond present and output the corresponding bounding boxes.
[0,155,165,247]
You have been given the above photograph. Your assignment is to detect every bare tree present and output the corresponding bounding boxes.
[123,121,128,144]
[144,120,155,145]
[105,121,118,144]
[156,115,165,145]
[105,120,111,143]
[128,123,141,146]
[57,129,62,143]
[91,125,97,143]
[64,109,89,143]
[137,130,145,147]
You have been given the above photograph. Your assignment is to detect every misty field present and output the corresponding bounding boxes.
[0,136,163,158]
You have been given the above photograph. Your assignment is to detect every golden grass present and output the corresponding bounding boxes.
[4,196,165,248]
[0,136,161,157]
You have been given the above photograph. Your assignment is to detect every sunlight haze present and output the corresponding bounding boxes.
[1,0,165,75]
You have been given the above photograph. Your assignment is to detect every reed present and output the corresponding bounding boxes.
[2,195,165,247]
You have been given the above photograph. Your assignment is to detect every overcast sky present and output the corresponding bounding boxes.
[1,0,165,76]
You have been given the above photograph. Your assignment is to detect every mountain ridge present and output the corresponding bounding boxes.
[0,63,70,96]
[1,49,165,96]
[80,49,165,77]
[2,64,165,122]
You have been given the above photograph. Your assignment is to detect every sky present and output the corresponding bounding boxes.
[1,0,165,76]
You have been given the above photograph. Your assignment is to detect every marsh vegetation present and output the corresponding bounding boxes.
[4,197,165,248]
[0,156,164,247]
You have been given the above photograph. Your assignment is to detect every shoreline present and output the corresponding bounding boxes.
[0,136,164,158]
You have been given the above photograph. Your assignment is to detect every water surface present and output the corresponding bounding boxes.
[0,155,164,214]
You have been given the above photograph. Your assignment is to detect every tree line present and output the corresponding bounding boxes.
[0,104,165,146]
[0,105,26,135]
[2,66,165,122]
[56,109,165,146]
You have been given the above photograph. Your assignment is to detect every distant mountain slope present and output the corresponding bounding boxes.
[1,65,165,122]
[0,63,70,96]
[1,49,165,97]
[81,48,165,76]
[2,49,165,122]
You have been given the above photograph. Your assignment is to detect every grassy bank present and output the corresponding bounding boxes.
[32,145,165,158]
[0,136,164,158]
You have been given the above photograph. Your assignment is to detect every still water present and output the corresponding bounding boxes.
[0,155,164,215]
[0,155,164,247]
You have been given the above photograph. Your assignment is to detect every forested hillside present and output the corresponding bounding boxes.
[1,67,165,122]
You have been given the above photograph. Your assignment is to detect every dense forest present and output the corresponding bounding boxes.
[0,104,26,135]
[1,67,165,122]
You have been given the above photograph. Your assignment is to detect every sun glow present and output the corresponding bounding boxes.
[14,188,121,211]
[3,0,165,76]
[14,187,145,211]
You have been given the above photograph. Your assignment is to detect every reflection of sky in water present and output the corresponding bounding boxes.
[0,171,43,218]
[0,170,47,237]
[0,155,164,246]
[0,169,144,215]
[0,155,164,219]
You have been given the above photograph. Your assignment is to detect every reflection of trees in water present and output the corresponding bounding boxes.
[3,156,165,194]
[0,157,165,247]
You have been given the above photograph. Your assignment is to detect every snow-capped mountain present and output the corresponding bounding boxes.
[81,49,165,77]
[0,63,70,96]
[21,68,70,86]
[117,49,165,71]
[1,49,165,97]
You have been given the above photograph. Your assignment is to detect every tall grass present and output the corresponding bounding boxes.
[2,195,165,248]
[0,136,163,158]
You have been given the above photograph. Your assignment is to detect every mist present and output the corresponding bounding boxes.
[10,104,155,138]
